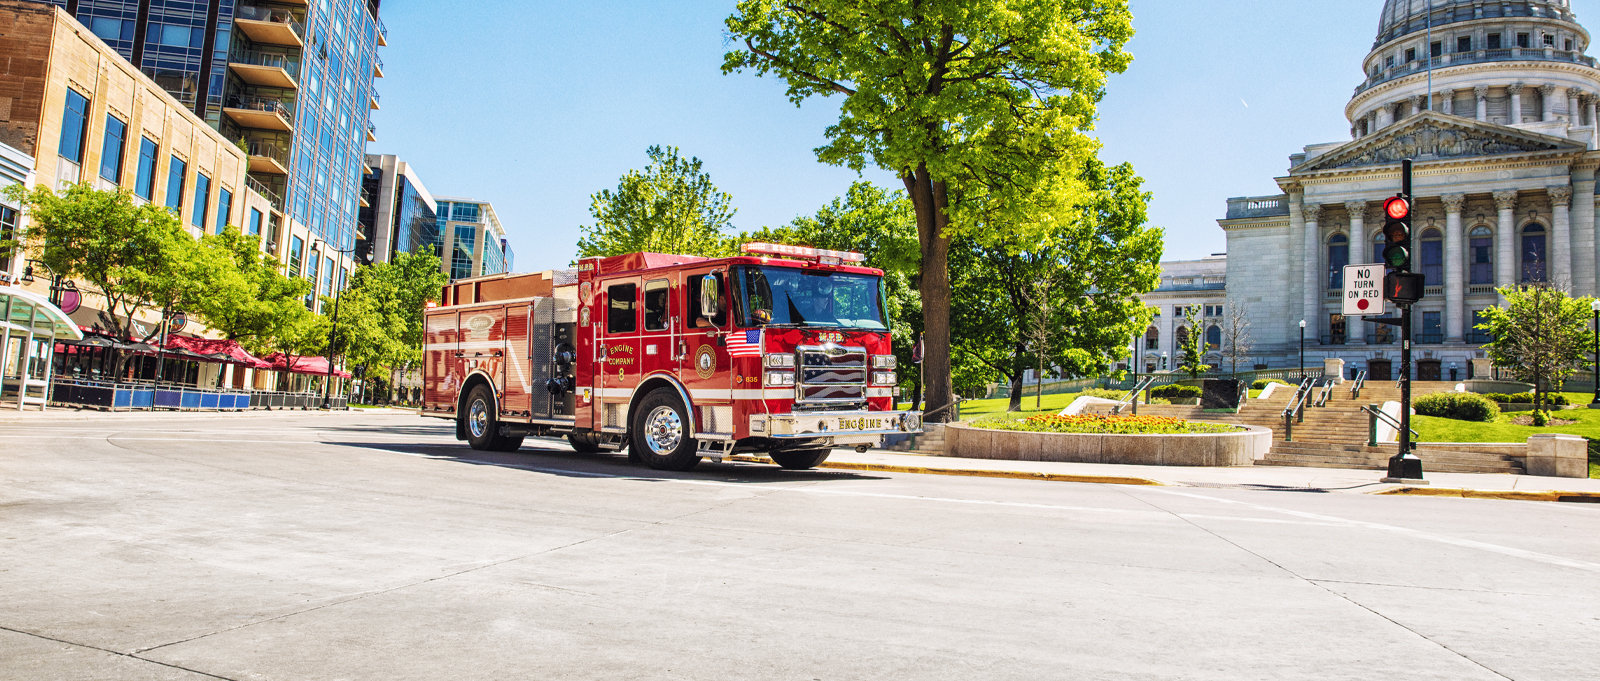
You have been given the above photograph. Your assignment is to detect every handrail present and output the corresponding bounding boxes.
[1112,375,1158,415]
[1362,404,1417,446]
[1313,380,1335,408]
[921,396,964,423]
[1280,378,1316,441]
[1350,369,1368,400]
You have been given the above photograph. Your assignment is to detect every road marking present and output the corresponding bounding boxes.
[1142,487,1600,574]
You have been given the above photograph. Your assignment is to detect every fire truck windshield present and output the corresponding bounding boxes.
[735,266,888,330]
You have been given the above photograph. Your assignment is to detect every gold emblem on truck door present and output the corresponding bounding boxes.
[695,344,716,379]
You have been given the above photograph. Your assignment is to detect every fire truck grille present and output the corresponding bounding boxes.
[796,345,867,405]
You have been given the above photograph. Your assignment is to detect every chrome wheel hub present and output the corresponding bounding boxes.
[644,405,683,454]
[469,400,489,438]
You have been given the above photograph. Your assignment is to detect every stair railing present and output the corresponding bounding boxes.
[922,396,965,423]
[1112,375,1159,415]
[1280,377,1316,441]
[1349,369,1368,400]
[1313,379,1335,408]
[1361,404,1417,447]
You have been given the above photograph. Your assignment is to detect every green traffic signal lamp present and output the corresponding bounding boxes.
[1381,194,1412,271]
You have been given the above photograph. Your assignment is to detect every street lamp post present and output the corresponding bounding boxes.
[1298,319,1307,381]
[1591,300,1600,406]
[314,240,355,410]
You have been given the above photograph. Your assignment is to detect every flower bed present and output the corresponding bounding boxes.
[975,414,1243,435]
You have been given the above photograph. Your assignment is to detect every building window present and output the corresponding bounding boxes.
[1327,233,1350,288]
[1488,33,1502,49]
[1205,325,1221,350]
[306,253,319,309]
[1521,224,1547,282]
[1385,55,1395,69]
[1566,38,1574,51]
[1421,311,1442,344]
[1144,326,1158,351]
[289,235,304,277]
[1430,41,1441,58]
[59,89,90,165]
[99,114,127,183]
[1457,36,1472,53]
[248,208,263,236]
[0,205,16,269]
[165,157,187,213]
[1172,305,1184,318]
[608,284,637,333]
[643,280,670,331]
[217,188,232,234]
[1419,228,1444,286]
[1328,314,1347,345]
[1469,226,1493,284]
[1404,47,1416,62]
[192,172,210,229]
[1544,34,1555,47]
[1517,33,1530,49]
[1175,325,1189,348]
[323,256,335,299]
[134,137,157,200]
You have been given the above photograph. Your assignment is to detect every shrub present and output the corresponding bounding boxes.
[1252,378,1291,390]
[975,414,1242,435]
[1413,392,1498,422]
[1478,392,1567,405]
[1533,409,1551,426]
[1078,388,1126,401]
[1150,384,1202,399]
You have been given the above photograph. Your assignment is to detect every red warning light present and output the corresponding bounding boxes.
[1384,195,1410,220]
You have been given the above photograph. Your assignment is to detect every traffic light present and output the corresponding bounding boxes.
[1384,271,1425,305]
[1382,194,1412,271]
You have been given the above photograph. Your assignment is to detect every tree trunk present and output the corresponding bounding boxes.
[905,165,953,422]
[1006,372,1024,413]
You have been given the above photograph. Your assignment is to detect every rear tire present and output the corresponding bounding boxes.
[567,432,603,453]
[490,435,525,452]
[463,385,498,451]
[770,448,831,470]
[630,388,700,471]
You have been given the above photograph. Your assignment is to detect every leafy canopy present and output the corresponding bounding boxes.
[1477,285,1595,410]
[577,145,737,258]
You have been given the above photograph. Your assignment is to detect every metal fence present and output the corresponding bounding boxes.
[49,379,345,412]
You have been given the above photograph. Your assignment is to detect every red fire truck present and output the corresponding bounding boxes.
[421,243,922,471]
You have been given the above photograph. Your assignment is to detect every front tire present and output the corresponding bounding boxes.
[630,388,700,471]
[771,448,831,470]
[463,385,498,451]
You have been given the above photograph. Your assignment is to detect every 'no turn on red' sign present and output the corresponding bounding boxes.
[1342,265,1385,316]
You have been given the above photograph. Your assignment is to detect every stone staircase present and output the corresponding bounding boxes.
[882,423,947,455]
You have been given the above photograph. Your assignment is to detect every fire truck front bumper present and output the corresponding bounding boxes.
[749,410,923,445]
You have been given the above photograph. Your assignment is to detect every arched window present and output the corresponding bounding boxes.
[1205,325,1222,350]
[1327,233,1350,288]
[1176,325,1189,348]
[1469,226,1493,284]
[1420,227,1444,285]
[1521,223,1548,282]
[1144,325,1159,351]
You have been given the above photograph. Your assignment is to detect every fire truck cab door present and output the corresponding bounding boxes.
[683,268,733,408]
[596,278,642,431]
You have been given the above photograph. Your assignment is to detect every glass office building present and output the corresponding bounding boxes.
[45,0,384,255]
[357,153,437,266]
[434,198,513,281]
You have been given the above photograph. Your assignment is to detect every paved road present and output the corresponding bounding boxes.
[2,411,1597,680]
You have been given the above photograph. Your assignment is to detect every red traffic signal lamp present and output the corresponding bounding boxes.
[1382,193,1412,271]
[1384,271,1425,304]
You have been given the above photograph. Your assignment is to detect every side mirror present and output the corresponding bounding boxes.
[700,274,722,320]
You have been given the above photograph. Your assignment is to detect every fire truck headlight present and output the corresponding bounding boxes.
[765,370,795,387]
[872,354,896,369]
[871,371,896,386]
[764,353,795,368]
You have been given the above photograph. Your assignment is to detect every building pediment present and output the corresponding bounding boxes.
[1292,112,1586,173]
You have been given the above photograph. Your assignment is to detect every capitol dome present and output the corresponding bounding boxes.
[1348,0,1599,141]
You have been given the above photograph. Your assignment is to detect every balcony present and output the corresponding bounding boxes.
[373,55,384,78]
[367,122,376,142]
[359,186,371,208]
[246,140,291,175]
[246,175,283,212]
[1417,332,1445,345]
[370,91,380,111]
[229,50,300,88]
[1365,332,1398,345]
[1356,48,1600,95]
[1225,195,1289,220]
[376,17,388,46]
[233,6,304,47]
[222,94,295,132]
[1467,330,1493,345]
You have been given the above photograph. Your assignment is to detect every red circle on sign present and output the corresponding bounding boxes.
[1357,299,1370,311]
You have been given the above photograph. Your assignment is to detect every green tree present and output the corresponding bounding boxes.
[187,226,314,356]
[3,184,199,339]
[1478,285,1594,414]
[725,0,1135,420]
[1177,305,1210,379]
[577,145,738,258]
[330,251,447,401]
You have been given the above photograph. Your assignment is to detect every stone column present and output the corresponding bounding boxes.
[1287,184,1306,359]
[1550,185,1573,287]
[1442,89,1455,116]
[1476,86,1489,121]
[1411,95,1427,116]
[1589,95,1600,149]
[1346,201,1368,345]
[1542,84,1558,121]
[1377,103,1395,129]
[1509,83,1525,123]
[1303,204,1324,344]
[1494,190,1518,292]
[1443,194,1467,343]
[1568,88,1583,124]
[1574,172,1597,298]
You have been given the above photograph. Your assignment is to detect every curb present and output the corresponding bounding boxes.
[1375,486,1600,503]
[727,454,1164,486]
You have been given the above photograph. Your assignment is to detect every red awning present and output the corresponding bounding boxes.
[261,352,352,378]
[164,335,273,369]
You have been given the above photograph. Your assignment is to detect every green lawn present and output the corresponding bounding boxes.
[1412,403,1600,478]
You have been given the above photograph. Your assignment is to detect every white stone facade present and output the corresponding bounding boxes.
[1216,0,1597,382]
[1129,257,1228,374]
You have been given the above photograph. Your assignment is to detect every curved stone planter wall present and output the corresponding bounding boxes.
[945,423,1275,467]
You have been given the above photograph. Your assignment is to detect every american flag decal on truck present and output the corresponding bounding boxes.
[726,329,762,357]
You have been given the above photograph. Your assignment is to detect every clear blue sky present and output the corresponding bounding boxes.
[370,0,1600,272]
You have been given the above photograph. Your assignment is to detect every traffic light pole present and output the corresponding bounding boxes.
[1385,159,1425,483]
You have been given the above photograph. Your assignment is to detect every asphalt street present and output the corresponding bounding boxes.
[1,410,1597,680]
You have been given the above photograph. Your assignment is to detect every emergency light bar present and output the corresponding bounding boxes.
[742,242,866,264]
